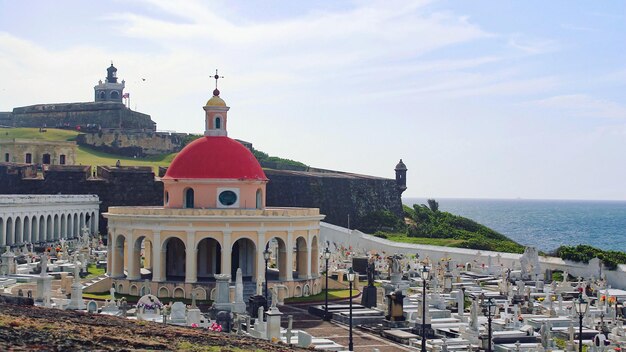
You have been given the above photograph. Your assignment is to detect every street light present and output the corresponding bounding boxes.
[574,294,588,352]
[263,249,271,304]
[484,297,497,352]
[323,247,332,321]
[347,267,357,351]
[420,265,430,352]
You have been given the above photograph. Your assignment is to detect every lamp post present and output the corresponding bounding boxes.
[263,249,271,304]
[574,294,588,352]
[420,265,430,352]
[485,297,497,352]
[323,247,332,321]
[347,267,356,351]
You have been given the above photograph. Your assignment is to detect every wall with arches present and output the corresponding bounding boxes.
[0,195,99,247]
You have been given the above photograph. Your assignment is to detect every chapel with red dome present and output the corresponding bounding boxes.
[104,76,324,302]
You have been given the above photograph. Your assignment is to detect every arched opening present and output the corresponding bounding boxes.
[30,216,37,243]
[163,237,186,281]
[25,153,32,164]
[265,237,287,281]
[132,236,153,280]
[23,217,30,244]
[14,217,22,244]
[73,213,79,237]
[90,211,96,234]
[183,188,194,209]
[0,218,4,246]
[45,215,53,241]
[232,238,256,279]
[80,213,85,232]
[6,218,13,245]
[113,235,126,278]
[110,91,120,100]
[311,235,319,276]
[42,153,51,165]
[39,215,45,242]
[53,215,59,240]
[61,214,67,238]
[164,191,169,206]
[294,236,307,279]
[215,117,221,129]
[99,91,106,100]
[173,287,185,298]
[256,189,263,209]
[158,287,169,298]
[197,238,221,281]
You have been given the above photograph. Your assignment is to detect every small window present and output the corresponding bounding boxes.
[99,91,106,100]
[42,153,51,165]
[256,189,263,209]
[5,153,9,162]
[165,191,169,206]
[110,91,120,100]
[59,155,66,165]
[215,117,221,129]
[25,153,32,164]
[219,190,237,206]
[184,188,194,209]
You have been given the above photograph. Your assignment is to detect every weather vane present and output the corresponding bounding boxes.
[213,69,223,89]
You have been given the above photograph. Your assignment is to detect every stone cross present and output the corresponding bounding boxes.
[191,291,197,309]
[40,252,49,277]
[270,286,278,309]
[110,287,116,301]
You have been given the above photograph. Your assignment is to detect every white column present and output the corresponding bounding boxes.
[152,232,162,281]
[256,231,266,281]
[185,231,197,283]
[126,233,138,280]
[221,231,232,276]
[107,232,113,276]
[286,230,294,281]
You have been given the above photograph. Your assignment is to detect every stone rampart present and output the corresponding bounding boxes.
[7,102,155,131]
[76,131,188,157]
[0,164,404,237]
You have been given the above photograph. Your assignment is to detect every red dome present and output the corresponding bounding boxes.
[163,136,267,180]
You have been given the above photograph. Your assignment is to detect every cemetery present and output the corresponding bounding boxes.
[1,223,626,351]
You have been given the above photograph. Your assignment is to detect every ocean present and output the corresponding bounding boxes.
[402,198,626,253]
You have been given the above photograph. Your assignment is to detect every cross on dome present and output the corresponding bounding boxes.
[212,69,223,96]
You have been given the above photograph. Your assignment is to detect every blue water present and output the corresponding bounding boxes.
[402,198,626,253]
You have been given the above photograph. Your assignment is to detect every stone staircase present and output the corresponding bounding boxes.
[82,275,109,293]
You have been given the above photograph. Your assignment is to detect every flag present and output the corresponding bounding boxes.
[122,93,130,98]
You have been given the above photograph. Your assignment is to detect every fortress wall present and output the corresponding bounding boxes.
[9,103,155,130]
[0,165,403,238]
[76,132,187,157]
[264,169,404,229]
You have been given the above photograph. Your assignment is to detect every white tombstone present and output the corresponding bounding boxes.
[66,263,86,310]
[170,301,187,324]
[232,268,246,313]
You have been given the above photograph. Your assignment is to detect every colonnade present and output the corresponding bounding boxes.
[108,229,320,284]
[0,210,98,246]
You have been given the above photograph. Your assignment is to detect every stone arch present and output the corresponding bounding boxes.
[313,281,319,295]
[311,235,319,276]
[23,216,30,244]
[38,215,45,242]
[215,116,221,129]
[256,188,263,209]
[0,217,4,246]
[194,287,207,300]
[294,285,302,297]
[98,91,106,100]
[197,237,221,281]
[60,214,66,239]
[113,234,127,278]
[265,236,287,281]
[210,288,217,300]
[130,285,139,296]
[232,237,256,278]
[73,213,79,237]
[163,237,186,281]
[131,236,153,280]
[110,91,119,100]
[15,217,22,244]
[303,284,311,297]
[183,188,194,209]
[294,236,307,279]
[173,287,185,298]
[79,213,85,232]
[158,286,170,298]
[6,217,14,245]
[30,216,37,243]
[53,214,59,240]
[46,215,52,241]
[117,283,124,294]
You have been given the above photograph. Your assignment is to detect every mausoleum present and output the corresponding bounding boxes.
[104,85,324,300]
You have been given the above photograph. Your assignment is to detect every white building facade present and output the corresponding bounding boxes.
[0,195,100,247]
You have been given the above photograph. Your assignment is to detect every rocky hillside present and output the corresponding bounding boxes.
[0,302,307,351]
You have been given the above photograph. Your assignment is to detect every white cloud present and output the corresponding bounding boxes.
[532,94,626,120]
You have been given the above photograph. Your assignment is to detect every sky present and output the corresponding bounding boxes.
[1,0,625,200]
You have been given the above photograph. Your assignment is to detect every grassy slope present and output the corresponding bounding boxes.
[1,128,177,170]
